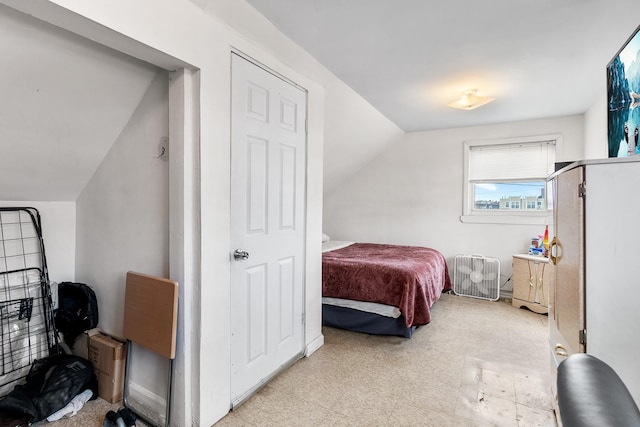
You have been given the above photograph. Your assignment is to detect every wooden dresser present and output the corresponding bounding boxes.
[511,254,550,314]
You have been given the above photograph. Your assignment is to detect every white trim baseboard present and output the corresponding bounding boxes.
[127,381,166,424]
[304,333,324,357]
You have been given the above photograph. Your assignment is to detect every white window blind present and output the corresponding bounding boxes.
[469,141,556,181]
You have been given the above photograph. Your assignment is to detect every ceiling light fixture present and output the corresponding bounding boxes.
[447,89,495,110]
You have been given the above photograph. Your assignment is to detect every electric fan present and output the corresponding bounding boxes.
[453,254,501,301]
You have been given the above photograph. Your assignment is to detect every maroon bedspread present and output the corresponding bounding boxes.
[322,243,452,327]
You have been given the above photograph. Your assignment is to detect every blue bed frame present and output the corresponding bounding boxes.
[322,304,416,338]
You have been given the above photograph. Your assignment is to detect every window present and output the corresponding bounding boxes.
[462,135,559,224]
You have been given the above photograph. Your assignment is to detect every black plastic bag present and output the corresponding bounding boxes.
[0,354,97,423]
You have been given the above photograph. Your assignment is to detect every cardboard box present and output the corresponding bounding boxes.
[88,330,126,403]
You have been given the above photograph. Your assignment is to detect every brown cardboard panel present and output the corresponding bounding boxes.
[88,331,126,403]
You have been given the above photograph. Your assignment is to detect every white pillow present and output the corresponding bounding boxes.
[321,233,330,243]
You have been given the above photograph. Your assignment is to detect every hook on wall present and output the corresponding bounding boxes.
[157,137,169,161]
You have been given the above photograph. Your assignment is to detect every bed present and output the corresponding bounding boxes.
[322,240,452,338]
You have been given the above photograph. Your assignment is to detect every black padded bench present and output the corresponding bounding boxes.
[557,353,640,427]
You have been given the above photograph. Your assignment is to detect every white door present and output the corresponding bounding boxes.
[230,53,306,406]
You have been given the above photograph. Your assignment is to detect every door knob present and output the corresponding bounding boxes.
[233,249,250,260]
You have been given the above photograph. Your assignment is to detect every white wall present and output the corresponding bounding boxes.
[584,91,609,159]
[0,4,158,202]
[323,114,585,291]
[323,82,404,194]
[75,72,169,399]
[0,201,75,281]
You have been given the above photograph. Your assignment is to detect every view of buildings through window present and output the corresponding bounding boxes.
[473,181,546,210]
[463,136,556,221]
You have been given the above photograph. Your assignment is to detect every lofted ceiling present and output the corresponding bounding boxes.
[245,0,640,132]
[0,5,159,201]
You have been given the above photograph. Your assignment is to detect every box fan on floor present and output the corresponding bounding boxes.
[453,254,500,301]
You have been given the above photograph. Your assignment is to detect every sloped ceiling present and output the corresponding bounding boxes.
[245,0,639,132]
[0,5,159,201]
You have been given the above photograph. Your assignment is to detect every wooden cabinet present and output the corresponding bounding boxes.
[549,164,585,413]
[512,254,550,314]
[549,159,640,408]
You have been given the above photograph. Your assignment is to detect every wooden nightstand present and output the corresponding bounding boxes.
[512,254,550,314]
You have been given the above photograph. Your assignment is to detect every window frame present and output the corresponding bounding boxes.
[461,134,561,225]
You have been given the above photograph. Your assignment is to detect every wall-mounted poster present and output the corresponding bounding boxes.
[607,24,640,158]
